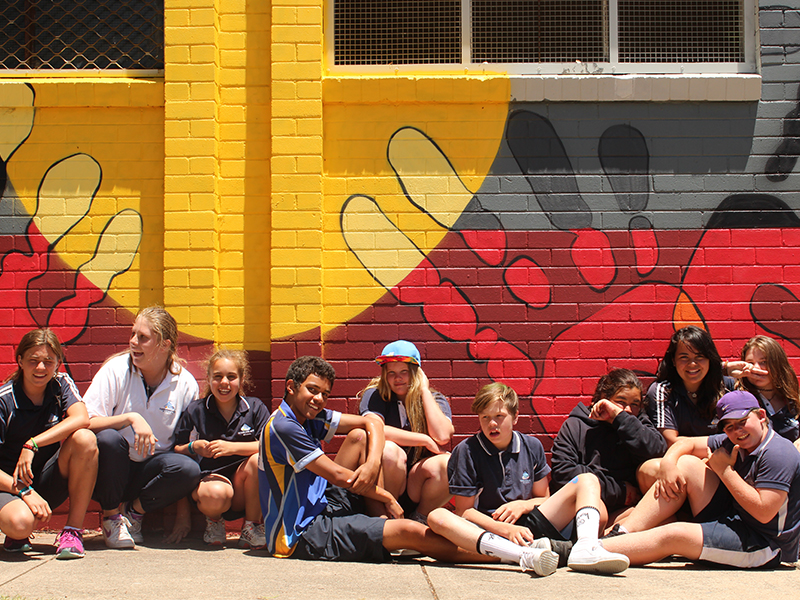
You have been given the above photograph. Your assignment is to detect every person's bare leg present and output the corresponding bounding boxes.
[380,441,407,499]
[193,475,234,520]
[602,522,704,565]
[636,458,660,494]
[382,518,496,563]
[0,500,36,539]
[58,429,99,529]
[427,507,485,551]
[621,454,719,533]
[407,454,451,517]
[334,428,393,517]
[334,428,369,470]
[538,473,607,532]
[230,455,262,522]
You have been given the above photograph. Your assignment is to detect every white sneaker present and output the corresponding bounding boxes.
[238,521,266,549]
[102,516,135,549]
[519,546,559,577]
[120,503,144,544]
[567,539,629,574]
[204,517,226,546]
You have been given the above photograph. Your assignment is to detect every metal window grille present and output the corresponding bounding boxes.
[333,0,461,65]
[472,1,607,64]
[0,1,164,70]
[618,0,744,63]
[331,0,749,70]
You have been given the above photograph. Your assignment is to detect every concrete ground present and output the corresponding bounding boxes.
[1,531,798,600]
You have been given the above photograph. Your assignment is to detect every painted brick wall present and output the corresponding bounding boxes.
[271,1,800,451]
[2,1,800,452]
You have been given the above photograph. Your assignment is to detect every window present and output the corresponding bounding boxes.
[330,0,756,74]
[0,1,163,71]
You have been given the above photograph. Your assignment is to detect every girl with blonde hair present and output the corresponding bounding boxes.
[359,340,454,520]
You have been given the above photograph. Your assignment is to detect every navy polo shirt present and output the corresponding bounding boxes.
[359,387,451,430]
[174,394,270,472]
[708,427,800,562]
[448,430,550,516]
[0,373,82,475]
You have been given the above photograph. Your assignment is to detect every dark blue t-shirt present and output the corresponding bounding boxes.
[0,374,82,475]
[448,431,550,516]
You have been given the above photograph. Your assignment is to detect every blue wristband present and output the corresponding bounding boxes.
[188,441,196,455]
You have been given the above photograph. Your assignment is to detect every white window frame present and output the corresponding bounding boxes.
[325,0,759,76]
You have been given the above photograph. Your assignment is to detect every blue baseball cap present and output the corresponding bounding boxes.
[376,340,421,366]
[716,390,760,423]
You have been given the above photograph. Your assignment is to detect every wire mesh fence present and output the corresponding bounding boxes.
[0,0,163,70]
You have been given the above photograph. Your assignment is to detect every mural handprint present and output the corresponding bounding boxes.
[1,83,143,367]
[340,111,666,397]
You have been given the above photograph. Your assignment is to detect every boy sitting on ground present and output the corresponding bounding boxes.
[427,383,629,574]
[596,390,800,568]
[257,356,504,564]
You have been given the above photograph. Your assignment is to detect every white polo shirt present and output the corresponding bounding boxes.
[84,353,199,461]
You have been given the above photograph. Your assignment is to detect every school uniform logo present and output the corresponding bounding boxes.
[521,470,530,484]
[238,424,254,438]
[160,400,177,414]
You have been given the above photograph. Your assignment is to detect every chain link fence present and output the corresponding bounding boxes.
[0,1,163,70]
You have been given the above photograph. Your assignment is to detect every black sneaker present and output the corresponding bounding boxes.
[530,538,573,569]
[3,536,32,553]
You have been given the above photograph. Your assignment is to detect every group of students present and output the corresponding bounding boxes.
[0,307,269,558]
[1,311,800,578]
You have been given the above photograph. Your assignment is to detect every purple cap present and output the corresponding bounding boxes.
[716,390,760,422]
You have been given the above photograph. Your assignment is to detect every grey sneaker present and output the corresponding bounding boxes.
[204,517,226,546]
[238,521,267,549]
[121,503,144,544]
[102,515,135,549]
[519,546,559,577]
[567,539,629,574]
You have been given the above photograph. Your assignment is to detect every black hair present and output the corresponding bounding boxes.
[656,325,724,419]
[284,356,336,398]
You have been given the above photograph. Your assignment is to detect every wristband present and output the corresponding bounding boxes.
[18,486,33,498]
[188,441,196,455]
[22,439,38,453]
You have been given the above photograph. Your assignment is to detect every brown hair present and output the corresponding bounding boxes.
[202,349,253,398]
[738,335,800,417]
[471,382,519,417]
[6,328,64,383]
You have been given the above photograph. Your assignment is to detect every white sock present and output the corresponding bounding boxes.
[575,506,601,542]
[476,531,524,563]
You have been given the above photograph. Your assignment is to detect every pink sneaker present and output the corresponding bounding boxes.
[55,528,85,559]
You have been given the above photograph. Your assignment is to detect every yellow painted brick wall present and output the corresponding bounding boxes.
[163,0,271,349]
[3,80,165,311]
[270,0,323,346]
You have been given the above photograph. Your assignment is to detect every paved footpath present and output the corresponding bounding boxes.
[2,532,799,600]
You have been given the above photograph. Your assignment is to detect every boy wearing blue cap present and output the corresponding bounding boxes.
[596,389,800,568]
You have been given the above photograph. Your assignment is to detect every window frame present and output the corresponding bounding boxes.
[325,0,759,76]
